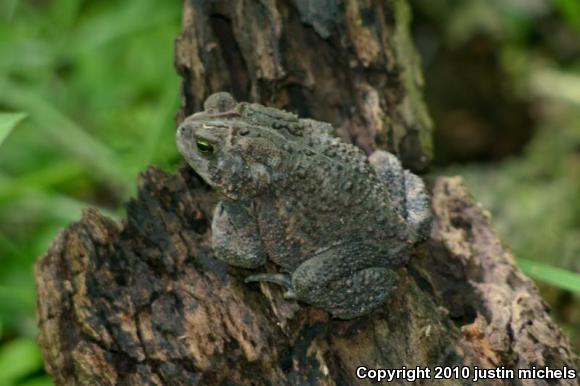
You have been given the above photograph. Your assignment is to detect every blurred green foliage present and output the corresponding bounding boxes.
[555,0,580,30]
[413,0,580,351]
[0,113,26,146]
[0,0,182,384]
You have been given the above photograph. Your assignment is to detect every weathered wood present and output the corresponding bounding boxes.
[35,0,578,385]
[35,170,578,385]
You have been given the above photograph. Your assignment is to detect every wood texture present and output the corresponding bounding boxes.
[35,0,578,385]
[36,170,578,385]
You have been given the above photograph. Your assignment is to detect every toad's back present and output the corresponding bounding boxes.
[252,122,417,272]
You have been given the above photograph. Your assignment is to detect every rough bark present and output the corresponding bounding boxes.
[35,171,578,385]
[35,0,578,385]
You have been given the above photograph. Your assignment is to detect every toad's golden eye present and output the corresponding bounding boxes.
[196,139,214,154]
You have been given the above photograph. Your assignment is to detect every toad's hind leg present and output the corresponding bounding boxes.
[402,170,432,240]
[369,150,432,240]
[291,244,397,319]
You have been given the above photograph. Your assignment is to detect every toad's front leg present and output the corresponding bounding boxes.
[212,200,267,269]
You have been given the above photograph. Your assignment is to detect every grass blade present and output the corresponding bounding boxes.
[0,112,26,147]
[518,258,580,294]
[0,338,43,385]
[0,78,129,194]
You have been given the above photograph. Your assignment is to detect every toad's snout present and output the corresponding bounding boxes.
[176,120,198,157]
[176,118,203,147]
[176,119,196,138]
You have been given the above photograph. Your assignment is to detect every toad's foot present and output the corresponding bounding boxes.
[245,273,296,299]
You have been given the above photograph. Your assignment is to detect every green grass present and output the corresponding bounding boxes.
[518,258,580,294]
[0,338,46,386]
[0,113,26,146]
[0,0,182,384]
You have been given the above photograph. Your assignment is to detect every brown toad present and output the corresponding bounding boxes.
[176,92,431,319]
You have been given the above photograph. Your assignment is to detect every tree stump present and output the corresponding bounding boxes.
[35,1,578,385]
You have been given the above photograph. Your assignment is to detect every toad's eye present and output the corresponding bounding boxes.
[196,139,214,155]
